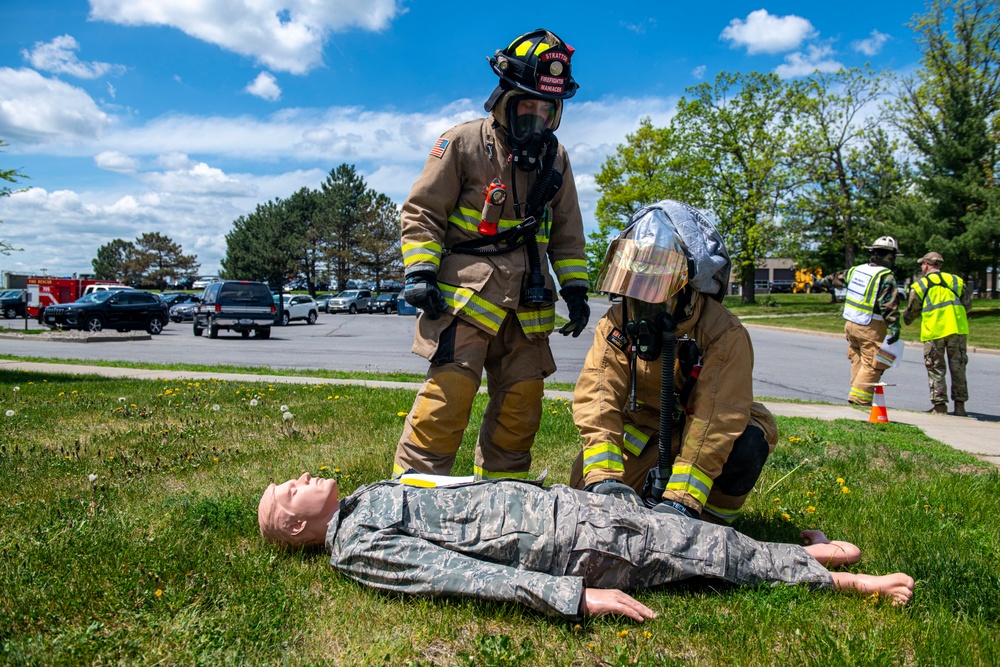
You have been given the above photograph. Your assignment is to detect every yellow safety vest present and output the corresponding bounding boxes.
[911,271,968,341]
[843,264,891,325]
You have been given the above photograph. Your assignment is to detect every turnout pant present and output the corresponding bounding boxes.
[845,320,889,405]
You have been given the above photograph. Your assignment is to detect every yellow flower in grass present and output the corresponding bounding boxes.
[842,486,850,494]
[319,466,328,471]
[806,506,816,513]
[781,513,791,521]
[334,468,341,473]
[618,630,629,638]
[397,411,407,417]
[155,589,163,597]
[836,477,845,485]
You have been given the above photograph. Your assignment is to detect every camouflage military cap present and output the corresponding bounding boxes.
[919,252,944,267]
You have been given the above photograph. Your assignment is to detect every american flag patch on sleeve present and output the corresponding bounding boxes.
[429,138,449,158]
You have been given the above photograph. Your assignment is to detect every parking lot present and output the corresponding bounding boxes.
[0,299,611,385]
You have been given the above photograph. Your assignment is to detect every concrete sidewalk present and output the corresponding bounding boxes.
[4,359,999,469]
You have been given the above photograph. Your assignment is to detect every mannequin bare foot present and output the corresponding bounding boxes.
[801,530,862,568]
[831,572,915,606]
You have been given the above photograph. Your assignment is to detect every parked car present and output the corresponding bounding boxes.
[274,294,319,326]
[42,290,169,334]
[1,289,26,319]
[312,293,335,311]
[367,292,399,314]
[161,292,198,308]
[193,280,275,339]
[169,296,201,323]
[326,289,372,314]
[192,276,223,289]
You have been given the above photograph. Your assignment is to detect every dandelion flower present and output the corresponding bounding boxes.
[319,466,328,471]
[589,643,595,650]
[250,399,258,407]
[155,589,163,597]
[282,411,293,421]
[334,468,341,474]
[12,386,19,392]
[806,506,816,513]
[842,486,850,494]
[5,409,13,417]
[781,512,791,521]
[397,411,407,417]
[88,474,98,483]
[618,630,629,638]
[212,404,220,411]
[836,477,845,485]
[280,404,289,412]
[644,631,652,639]
[806,491,814,497]
[119,397,126,403]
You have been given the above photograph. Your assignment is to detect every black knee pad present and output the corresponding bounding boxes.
[714,425,770,497]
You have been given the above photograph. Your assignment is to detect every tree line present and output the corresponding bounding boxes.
[592,0,1000,302]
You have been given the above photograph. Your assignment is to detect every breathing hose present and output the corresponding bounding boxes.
[650,313,676,503]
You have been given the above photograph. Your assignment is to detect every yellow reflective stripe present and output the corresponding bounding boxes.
[703,503,741,523]
[622,424,650,457]
[553,258,588,284]
[517,307,554,334]
[583,443,625,476]
[392,462,406,478]
[850,386,873,402]
[439,284,506,332]
[400,477,437,488]
[666,464,713,506]
[448,207,480,232]
[402,240,442,269]
[473,465,532,480]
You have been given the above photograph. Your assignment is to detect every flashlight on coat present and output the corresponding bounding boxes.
[478,180,507,235]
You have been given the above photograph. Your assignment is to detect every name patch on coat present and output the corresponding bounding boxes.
[607,327,628,352]
[430,138,449,159]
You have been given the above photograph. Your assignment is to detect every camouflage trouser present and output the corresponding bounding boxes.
[924,334,968,405]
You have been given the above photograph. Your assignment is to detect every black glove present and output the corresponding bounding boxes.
[559,286,590,337]
[583,479,641,505]
[403,271,446,320]
[653,499,701,520]
[886,330,900,345]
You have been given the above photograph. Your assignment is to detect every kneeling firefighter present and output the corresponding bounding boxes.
[570,201,777,524]
[394,29,590,480]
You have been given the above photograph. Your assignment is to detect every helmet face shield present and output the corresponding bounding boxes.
[598,235,689,305]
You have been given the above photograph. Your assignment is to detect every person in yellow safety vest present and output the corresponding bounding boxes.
[570,200,778,524]
[394,29,590,480]
[903,252,971,416]
[838,236,902,406]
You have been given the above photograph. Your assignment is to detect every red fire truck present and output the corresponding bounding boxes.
[26,277,127,318]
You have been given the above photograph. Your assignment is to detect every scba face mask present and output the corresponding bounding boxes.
[502,95,561,171]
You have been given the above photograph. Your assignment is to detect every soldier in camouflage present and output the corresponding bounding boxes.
[903,252,972,416]
[258,473,914,620]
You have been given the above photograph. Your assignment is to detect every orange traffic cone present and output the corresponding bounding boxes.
[868,384,889,423]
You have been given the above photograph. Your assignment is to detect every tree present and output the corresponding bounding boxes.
[671,71,806,302]
[283,187,326,294]
[92,239,137,281]
[222,199,297,288]
[1,138,26,256]
[132,232,199,289]
[782,69,910,273]
[357,192,403,289]
[318,164,371,291]
[894,0,1000,295]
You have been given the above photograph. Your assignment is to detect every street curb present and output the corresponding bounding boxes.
[741,322,1000,356]
[0,332,151,343]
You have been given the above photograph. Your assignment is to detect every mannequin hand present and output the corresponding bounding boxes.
[581,588,658,622]
[404,271,447,320]
[559,286,590,337]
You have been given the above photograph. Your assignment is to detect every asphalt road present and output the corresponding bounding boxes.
[3,299,997,421]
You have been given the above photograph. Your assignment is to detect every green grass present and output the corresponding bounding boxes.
[1,370,998,665]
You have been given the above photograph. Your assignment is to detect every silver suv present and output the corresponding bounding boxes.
[326,289,372,314]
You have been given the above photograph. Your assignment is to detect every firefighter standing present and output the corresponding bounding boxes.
[903,252,971,416]
[394,29,590,480]
[570,201,777,525]
[833,237,902,406]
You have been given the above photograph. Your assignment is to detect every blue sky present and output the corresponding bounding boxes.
[0,1,925,278]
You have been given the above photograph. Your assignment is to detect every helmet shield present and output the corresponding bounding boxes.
[598,216,689,305]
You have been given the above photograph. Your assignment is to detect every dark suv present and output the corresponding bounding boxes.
[194,281,275,339]
[43,290,169,334]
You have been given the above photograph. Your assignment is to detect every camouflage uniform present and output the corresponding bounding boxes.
[327,479,833,619]
[903,271,972,407]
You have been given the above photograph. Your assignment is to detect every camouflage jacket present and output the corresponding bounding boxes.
[326,480,832,619]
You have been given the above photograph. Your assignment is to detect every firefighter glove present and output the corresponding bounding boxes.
[404,271,447,320]
[584,479,641,506]
[559,285,590,337]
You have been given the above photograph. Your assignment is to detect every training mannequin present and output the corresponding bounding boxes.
[258,473,914,621]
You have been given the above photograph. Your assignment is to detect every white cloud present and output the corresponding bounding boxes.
[0,67,111,144]
[88,0,402,75]
[95,150,139,173]
[774,44,844,79]
[107,82,117,99]
[692,65,707,80]
[852,30,891,56]
[720,9,816,54]
[20,34,125,79]
[245,72,282,101]
[621,18,656,35]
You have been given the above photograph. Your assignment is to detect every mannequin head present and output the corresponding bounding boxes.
[258,472,339,547]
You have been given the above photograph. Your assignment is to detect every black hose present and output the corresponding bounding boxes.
[650,314,676,503]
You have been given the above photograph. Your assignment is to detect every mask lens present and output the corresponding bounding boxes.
[511,98,556,140]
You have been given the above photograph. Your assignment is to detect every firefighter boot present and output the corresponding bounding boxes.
[927,404,947,415]
[954,402,968,417]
